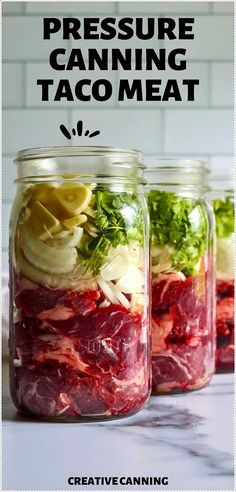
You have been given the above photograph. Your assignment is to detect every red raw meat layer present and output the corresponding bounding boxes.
[10,276,150,418]
[151,272,214,393]
[215,279,234,372]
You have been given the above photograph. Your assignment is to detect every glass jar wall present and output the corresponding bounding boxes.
[9,146,151,420]
[211,175,234,373]
[146,160,216,394]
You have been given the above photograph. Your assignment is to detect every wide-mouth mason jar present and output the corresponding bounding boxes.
[145,159,216,394]
[9,146,151,421]
[210,174,234,373]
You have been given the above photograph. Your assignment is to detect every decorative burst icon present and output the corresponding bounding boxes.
[60,120,101,140]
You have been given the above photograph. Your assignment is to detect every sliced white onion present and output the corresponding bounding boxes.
[106,245,128,262]
[217,235,234,280]
[151,244,173,258]
[130,293,145,313]
[54,230,71,239]
[97,278,131,309]
[115,265,144,294]
[83,222,98,237]
[127,241,142,265]
[107,243,142,268]
[22,225,77,274]
[177,271,186,281]
[152,261,172,274]
[48,227,83,248]
[97,279,119,304]
[13,358,22,367]
[113,288,130,309]
[99,299,111,308]
[100,255,129,281]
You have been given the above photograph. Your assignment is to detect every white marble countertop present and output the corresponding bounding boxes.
[2,363,234,491]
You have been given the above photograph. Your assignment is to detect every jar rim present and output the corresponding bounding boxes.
[144,159,210,190]
[15,145,144,167]
[210,174,234,182]
[210,174,234,193]
[144,158,210,173]
[14,146,146,185]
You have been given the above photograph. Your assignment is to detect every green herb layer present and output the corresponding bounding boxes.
[213,196,234,238]
[79,191,143,275]
[148,190,207,276]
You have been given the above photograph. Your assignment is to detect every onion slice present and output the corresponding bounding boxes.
[100,255,128,281]
[47,227,83,248]
[97,279,119,304]
[116,265,144,293]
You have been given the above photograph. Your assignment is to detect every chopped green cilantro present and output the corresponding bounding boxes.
[213,196,234,238]
[148,190,208,275]
[78,191,143,275]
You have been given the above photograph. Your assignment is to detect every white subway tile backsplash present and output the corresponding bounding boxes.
[71,109,162,153]
[211,62,233,106]
[212,2,234,14]
[3,14,161,62]
[164,109,233,154]
[158,1,211,14]
[3,109,69,153]
[26,1,116,14]
[118,1,211,14]
[1,1,234,206]
[163,16,233,61]
[2,1,25,15]
[2,156,17,201]
[118,62,208,107]
[210,155,234,175]
[2,63,24,107]
[2,16,69,61]
[2,202,12,250]
[26,63,117,107]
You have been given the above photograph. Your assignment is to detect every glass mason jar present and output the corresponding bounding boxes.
[211,175,234,373]
[145,160,216,394]
[9,146,151,421]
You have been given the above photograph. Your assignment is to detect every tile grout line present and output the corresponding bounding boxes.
[2,13,234,17]
[2,106,233,111]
